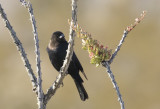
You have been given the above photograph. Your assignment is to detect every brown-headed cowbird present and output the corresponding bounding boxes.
[46,31,88,101]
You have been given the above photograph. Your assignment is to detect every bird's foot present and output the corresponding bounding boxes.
[61,82,64,87]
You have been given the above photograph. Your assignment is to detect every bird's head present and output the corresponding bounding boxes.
[48,31,66,49]
[51,31,66,43]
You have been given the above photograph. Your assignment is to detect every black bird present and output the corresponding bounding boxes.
[46,31,88,101]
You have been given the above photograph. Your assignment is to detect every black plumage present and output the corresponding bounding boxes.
[46,31,88,101]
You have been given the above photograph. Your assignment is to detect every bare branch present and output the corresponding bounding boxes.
[105,62,125,109]
[0,3,37,92]
[44,0,78,105]
[108,30,128,64]
[102,30,130,109]
[102,11,146,109]
[109,11,146,64]
[19,0,44,108]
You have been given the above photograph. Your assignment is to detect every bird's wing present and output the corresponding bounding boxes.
[47,47,62,71]
[73,52,88,80]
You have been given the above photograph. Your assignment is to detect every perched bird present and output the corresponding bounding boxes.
[46,31,88,101]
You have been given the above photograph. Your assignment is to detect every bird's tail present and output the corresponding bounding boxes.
[74,80,88,101]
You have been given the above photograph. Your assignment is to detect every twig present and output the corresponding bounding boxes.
[19,0,44,108]
[109,11,146,64]
[106,62,125,109]
[103,29,130,109]
[101,31,128,109]
[108,30,128,64]
[102,11,146,109]
[0,3,37,92]
[43,0,78,105]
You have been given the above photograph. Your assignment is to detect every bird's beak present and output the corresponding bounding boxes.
[59,34,64,39]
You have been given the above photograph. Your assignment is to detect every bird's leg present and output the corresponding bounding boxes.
[61,71,69,87]
[60,71,69,87]
[61,82,64,87]
[65,71,69,75]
